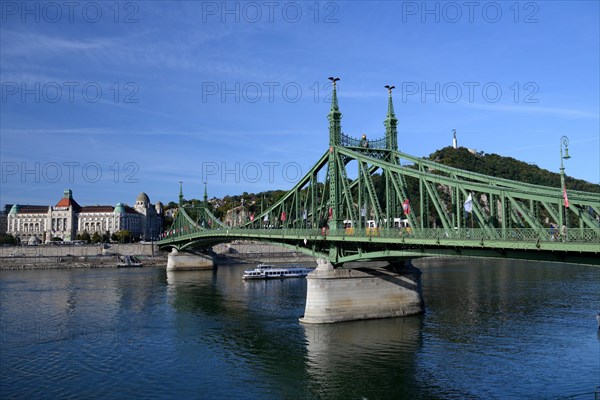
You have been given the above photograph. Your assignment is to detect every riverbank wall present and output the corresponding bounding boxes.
[213,241,317,265]
[0,241,316,269]
[0,243,165,270]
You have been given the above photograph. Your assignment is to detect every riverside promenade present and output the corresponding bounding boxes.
[0,241,315,270]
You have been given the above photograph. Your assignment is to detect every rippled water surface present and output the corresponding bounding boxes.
[1,259,599,399]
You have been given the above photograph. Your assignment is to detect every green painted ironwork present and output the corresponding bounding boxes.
[159,80,600,267]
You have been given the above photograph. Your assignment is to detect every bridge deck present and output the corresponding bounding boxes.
[158,227,600,266]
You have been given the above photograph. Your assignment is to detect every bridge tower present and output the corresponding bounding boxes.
[384,84,398,152]
[327,76,342,240]
[166,182,215,271]
[301,79,425,324]
[178,181,184,206]
[384,85,399,228]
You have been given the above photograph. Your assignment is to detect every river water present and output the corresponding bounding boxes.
[1,258,599,399]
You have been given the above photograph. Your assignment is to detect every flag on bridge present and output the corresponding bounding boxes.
[464,193,473,213]
[402,199,410,215]
[281,211,286,221]
[563,186,570,208]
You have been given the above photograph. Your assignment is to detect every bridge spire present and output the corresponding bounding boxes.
[328,77,342,146]
[326,77,342,238]
[203,181,208,208]
[178,181,184,206]
[384,85,398,151]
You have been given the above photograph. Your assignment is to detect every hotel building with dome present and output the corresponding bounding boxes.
[6,189,163,243]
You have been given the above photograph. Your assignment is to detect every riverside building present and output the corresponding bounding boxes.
[6,190,163,243]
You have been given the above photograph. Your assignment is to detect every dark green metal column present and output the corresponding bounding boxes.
[178,181,184,206]
[384,85,399,227]
[384,85,398,152]
[327,77,342,234]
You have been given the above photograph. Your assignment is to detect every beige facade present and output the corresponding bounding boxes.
[6,190,163,243]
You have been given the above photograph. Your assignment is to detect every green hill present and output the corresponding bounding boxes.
[429,147,600,193]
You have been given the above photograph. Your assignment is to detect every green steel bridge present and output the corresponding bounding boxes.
[158,80,600,267]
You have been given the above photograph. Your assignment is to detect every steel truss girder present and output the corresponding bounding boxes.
[159,144,600,266]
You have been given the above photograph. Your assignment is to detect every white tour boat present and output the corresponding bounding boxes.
[242,263,315,280]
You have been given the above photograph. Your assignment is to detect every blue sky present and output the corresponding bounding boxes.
[1,0,599,208]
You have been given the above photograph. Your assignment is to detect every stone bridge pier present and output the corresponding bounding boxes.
[166,248,215,271]
[300,259,424,324]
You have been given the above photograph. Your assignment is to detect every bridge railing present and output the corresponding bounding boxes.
[365,227,600,243]
[341,133,387,149]
[161,226,600,244]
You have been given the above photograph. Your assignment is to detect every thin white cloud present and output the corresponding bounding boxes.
[1,127,119,136]
[466,102,599,119]
[1,30,118,56]
[510,136,600,152]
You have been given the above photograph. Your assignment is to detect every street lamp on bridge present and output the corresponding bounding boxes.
[559,135,571,234]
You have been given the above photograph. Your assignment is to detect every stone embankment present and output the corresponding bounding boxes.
[0,243,166,270]
[0,241,315,269]
[213,241,317,265]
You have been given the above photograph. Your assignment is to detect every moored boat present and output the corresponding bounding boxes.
[243,263,315,280]
[118,255,143,268]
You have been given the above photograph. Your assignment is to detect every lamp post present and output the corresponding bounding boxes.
[559,135,571,235]
[202,181,208,228]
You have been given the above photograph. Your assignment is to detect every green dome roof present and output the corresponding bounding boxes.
[114,203,125,213]
[9,204,19,215]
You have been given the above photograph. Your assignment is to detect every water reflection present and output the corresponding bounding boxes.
[420,258,600,343]
[302,316,424,399]
[166,269,224,315]
[165,265,315,399]
[416,258,600,398]
[166,269,216,288]
[2,260,596,399]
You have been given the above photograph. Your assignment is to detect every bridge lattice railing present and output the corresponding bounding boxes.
[160,226,600,245]
[341,132,387,149]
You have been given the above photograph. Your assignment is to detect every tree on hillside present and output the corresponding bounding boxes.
[430,147,600,192]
